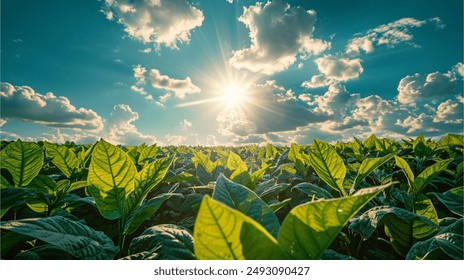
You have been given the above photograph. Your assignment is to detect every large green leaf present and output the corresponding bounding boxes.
[394,156,415,184]
[432,186,463,217]
[44,142,79,178]
[309,139,347,195]
[413,159,452,194]
[194,196,285,260]
[406,233,464,260]
[278,183,392,259]
[352,154,393,189]
[1,188,27,218]
[87,139,136,220]
[123,194,176,235]
[124,157,173,218]
[0,216,118,259]
[0,139,44,187]
[125,224,195,260]
[213,175,280,237]
[437,134,464,148]
[349,203,439,256]
[137,144,158,166]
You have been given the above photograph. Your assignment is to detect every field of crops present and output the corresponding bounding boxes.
[0,134,463,260]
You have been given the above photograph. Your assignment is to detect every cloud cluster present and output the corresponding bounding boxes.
[398,70,458,105]
[106,104,157,146]
[346,17,444,56]
[131,65,201,103]
[302,55,363,88]
[1,82,104,131]
[229,0,329,75]
[102,0,204,49]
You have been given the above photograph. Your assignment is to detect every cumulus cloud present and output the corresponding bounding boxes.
[217,80,330,137]
[302,55,363,88]
[102,0,204,49]
[229,0,330,75]
[132,65,201,101]
[397,70,458,105]
[0,82,104,131]
[0,118,6,127]
[180,119,192,130]
[106,104,157,146]
[346,17,444,56]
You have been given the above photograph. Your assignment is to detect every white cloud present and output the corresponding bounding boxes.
[0,118,6,127]
[229,0,330,75]
[346,17,444,56]
[180,119,192,131]
[302,55,363,88]
[0,82,104,131]
[102,0,204,49]
[397,70,458,105]
[138,48,152,53]
[434,99,463,124]
[148,69,201,99]
[205,135,218,146]
[132,65,201,101]
[106,104,157,146]
[454,62,464,78]
[217,80,330,137]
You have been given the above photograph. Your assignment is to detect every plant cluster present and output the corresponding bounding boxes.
[1,134,462,260]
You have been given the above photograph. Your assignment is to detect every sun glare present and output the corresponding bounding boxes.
[221,84,247,107]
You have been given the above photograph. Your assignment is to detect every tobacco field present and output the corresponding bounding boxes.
[1,134,463,260]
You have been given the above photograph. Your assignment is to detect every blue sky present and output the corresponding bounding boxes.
[1,0,463,146]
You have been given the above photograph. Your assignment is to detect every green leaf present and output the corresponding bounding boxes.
[1,188,27,218]
[137,144,158,166]
[353,154,393,189]
[1,139,44,187]
[291,182,333,199]
[394,156,415,184]
[413,159,452,194]
[213,175,280,237]
[227,151,247,171]
[349,205,439,256]
[0,216,118,259]
[309,139,347,195]
[87,139,136,220]
[125,224,195,260]
[437,134,464,148]
[123,194,175,235]
[278,183,392,259]
[194,196,285,260]
[124,157,173,217]
[432,186,464,217]
[406,233,464,260]
[44,142,79,178]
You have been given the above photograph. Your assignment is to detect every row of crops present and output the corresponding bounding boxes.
[0,134,463,260]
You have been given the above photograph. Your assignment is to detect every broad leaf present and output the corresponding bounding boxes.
[194,196,285,260]
[406,233,464,260]
[138,144,158,166]
[124,157,173,218]
[0,216,118,259]
[123,194,175,235]
[1,139,44,187]
[44,142,79,178]
[292,182,333,199]
[394,156,414,184]
[278,183,392,259]
[1,188,27,218]
[309,139,347,195]
[126,224,195,260]
[353,154,393,189]
[432,186,463,217]
[437,134,464,148]
[87,139,136,220]
[213,175,280,237]
[413,159,452,194]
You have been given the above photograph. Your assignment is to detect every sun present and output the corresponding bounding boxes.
[221,84,247,108]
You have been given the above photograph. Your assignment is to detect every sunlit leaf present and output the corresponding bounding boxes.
[1,140,44,187]
[194,196,285,260]
[44,142,79,178]
[213,175,280,237]
[278,183,392,259]
[309,139,347,195]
